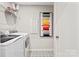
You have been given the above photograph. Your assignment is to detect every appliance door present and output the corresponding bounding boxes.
[54,2,79,57]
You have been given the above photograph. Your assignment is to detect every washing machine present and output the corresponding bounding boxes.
[0,33,30,57]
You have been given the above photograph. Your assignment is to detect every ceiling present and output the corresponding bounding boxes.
[15,2,53,5]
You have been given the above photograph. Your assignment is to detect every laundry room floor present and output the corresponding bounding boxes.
[30,50,54,57]
[25,48,54,57]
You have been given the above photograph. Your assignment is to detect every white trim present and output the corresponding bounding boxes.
[29,49,53,51]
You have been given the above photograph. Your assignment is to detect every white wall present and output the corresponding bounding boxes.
[16,5,53,33]
[0,5,9,32]
[16,5,53,50]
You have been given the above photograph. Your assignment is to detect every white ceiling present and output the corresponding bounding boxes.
[15,2,53,5]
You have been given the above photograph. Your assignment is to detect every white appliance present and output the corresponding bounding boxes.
[0,33,30,57]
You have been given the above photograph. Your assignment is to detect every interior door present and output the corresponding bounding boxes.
[54,2,79,57]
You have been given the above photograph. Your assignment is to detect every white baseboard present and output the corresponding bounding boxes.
[30,49,53,51]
